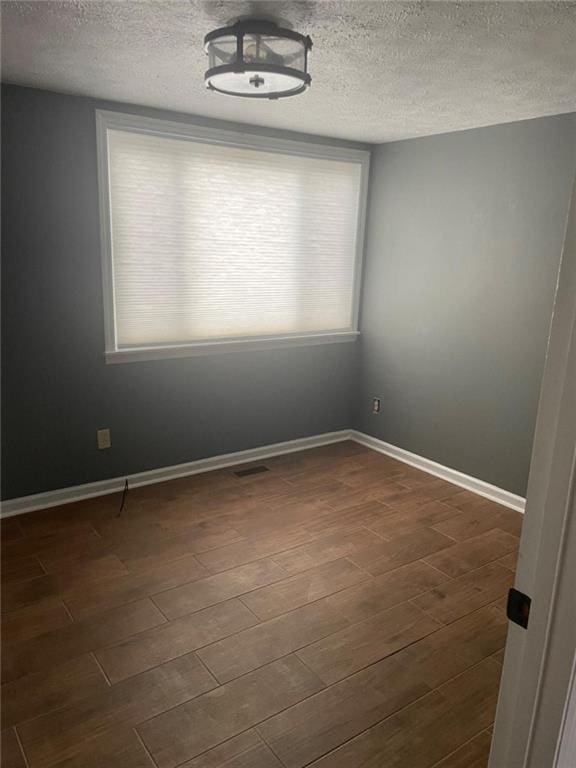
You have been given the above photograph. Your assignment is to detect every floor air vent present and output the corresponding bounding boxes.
[234,465,270,478]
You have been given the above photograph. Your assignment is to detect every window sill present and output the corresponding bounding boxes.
[105,331,359,364]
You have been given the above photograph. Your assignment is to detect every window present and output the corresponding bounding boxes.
[97,111,369,362]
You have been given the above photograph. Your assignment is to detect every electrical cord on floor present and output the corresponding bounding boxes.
[117,478,129,517]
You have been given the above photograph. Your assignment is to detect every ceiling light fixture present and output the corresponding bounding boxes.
[204,19,312,100]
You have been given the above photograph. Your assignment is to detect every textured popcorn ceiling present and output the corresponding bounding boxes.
[2,1,576,143]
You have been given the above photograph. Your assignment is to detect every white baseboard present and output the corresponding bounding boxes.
[0,430,352,518]
[1,428,526,518]
[350,430,525,513]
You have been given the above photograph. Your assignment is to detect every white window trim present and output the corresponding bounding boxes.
[96,109,370,363]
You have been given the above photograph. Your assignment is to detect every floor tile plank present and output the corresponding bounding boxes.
[196,528,317,573]
[18,653,216,768]
[96,599,257,683]
[1,653,109,730]
[0,728,27,768]
[178,730,282,768]
[64,554,208,620]
[349,527,454,576]
[198,601,349,683]
[303,501,395,538]
[114,525,244,572]
[412,562,513,624]
[431,730,492,768]
[423,529,519,577]
[47,727,156,768]
[138,656,324,768]
[369,500,463,538]
[1,555,130,614]
[406,477,463,502]
[373,487,433,512]
[2,523,101,566]
[320,487,385,512]
[153,559,286,620]
[497,552,518,572]
[39,554,129,580]
[1,519,24,542]
[436,495,523,540]
[400,605,508,685]
[492,648,506,665]
[257,650,432,768]
[241,558,367,621]
[325,560,449,624]
[297,601,441,684]
[1,598,72,644]
[309,659,501,768]
[2,598,165,684]
[226,499,332,539]
[271,529,383,575]
[1,555,45,584]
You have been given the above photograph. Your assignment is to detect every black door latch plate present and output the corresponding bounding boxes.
[507,588,531,629]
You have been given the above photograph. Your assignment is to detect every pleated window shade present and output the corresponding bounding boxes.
[102,120,366,353]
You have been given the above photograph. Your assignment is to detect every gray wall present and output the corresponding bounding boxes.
[1,85,366,500]
[358,114,576,496]
[4,85,575,502]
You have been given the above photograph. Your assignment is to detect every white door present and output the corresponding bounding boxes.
[490,175,576,767]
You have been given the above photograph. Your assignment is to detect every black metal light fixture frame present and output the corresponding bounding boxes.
[204,19,313,100]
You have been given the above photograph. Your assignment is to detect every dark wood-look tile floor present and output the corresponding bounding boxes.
[0,442,521,768]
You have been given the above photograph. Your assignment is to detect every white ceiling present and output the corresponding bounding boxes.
[2,1,576,143]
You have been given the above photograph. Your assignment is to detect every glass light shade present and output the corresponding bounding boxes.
[204,20,312,99]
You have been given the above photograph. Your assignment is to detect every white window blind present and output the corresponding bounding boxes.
[98,113,367,360]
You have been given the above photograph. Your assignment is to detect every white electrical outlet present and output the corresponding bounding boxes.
[372,397,381,413]
[97,428,111,450]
